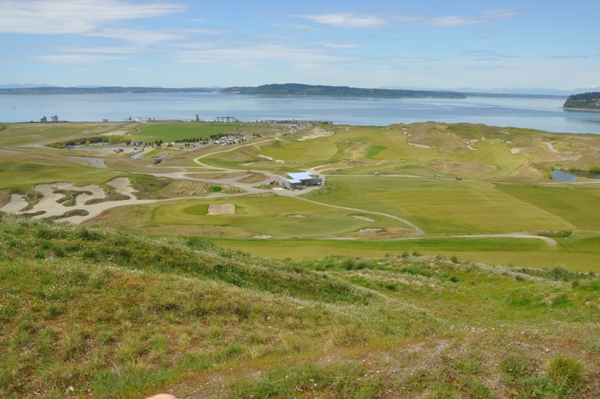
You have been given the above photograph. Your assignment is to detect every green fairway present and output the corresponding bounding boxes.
[207,234,600,272]
[309,177,575,234]
[135,122,242,142]
[0,122,131,147]
[150,196,401,237]
[497,183,600,231]
[0,162,123,191]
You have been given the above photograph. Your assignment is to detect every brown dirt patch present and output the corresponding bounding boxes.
[345,143,369,159]
[0,189,11,208]
[428,160,497,175]
[410,130,469,154]
[237,172,269,183]
[207,203,235,215]
[507,163,549,182]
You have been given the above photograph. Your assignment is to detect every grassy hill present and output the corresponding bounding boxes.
[220,83,466,99]
[563,92,600,110]
[1,215,599,398]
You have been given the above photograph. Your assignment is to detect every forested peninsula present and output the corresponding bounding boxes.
[220,83,467,99]
[0,86,215,95]
[563,92,600,110]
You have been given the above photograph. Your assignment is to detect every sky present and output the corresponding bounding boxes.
[1,0,599,89]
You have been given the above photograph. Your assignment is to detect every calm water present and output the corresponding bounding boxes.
[1,92,600,134]
[552,169,600,181]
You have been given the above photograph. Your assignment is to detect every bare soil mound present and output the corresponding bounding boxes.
[207,204,235,215]
[428,160,497,175]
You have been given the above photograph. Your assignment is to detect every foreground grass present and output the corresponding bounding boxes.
[1,215,599,398]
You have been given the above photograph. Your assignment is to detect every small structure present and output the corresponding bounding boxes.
[279,172,322,190]
[216,116,238,123]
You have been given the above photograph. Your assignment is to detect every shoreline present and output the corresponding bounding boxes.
[562,106,600,113]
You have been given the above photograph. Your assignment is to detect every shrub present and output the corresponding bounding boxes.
[547,356,585,388]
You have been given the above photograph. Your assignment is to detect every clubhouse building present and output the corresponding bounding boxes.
[279,172,322,190]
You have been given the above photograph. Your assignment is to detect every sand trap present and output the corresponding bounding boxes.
[359,228,382,233]
[510,147,522,154]
[409,143,433,149]
[546,142,559,153]
[353,215,374,222]
[298,127,335,141]
[207,204,235,215]
[258,155,284,163]
[0,178,155,224]
[288,214,308,218]
[253,235,271,239]
[1,194,29,213]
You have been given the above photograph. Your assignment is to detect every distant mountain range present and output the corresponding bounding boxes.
[220,83,466,99]
[1,83,598,99]
[382,85,600,97]
[0,86,218,95]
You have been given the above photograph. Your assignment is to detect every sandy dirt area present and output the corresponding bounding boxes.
[207,204,235,215]
[409,143,434,149]
[297,127,335,141]
[0,178,158,224]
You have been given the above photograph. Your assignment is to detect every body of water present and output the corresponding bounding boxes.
[1,92,600,134]
[552,169,600,181]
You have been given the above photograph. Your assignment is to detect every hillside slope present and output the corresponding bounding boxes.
[1,215,599,398]
[220,83,466,99]
[563,92,600,110]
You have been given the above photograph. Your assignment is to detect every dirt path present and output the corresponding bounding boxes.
[289,196,424,234]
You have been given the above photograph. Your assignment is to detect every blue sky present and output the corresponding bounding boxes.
[1,0,599,89]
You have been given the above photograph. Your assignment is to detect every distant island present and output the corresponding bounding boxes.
[0,86,216,95]
[563,92,600,111]
[220,83,467,99]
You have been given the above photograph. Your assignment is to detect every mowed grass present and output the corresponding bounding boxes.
[150,196,399,237]
[135,122,242,142]
[497,183,600,231]
[0,162,122,191]
[0,122,132,147]
[262,138,338,164]
[208,233,600,271]
[311,177,574,234]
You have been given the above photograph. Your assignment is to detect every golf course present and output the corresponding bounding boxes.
[1,120,599,271]
[1,119,600,399]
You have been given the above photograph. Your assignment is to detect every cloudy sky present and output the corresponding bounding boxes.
[1,0,599,89]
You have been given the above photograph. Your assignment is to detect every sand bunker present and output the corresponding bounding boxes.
[510,147,522,154]
[409,143,433,149]
[0,178,159,224]
[359,228,382,233]
[258,155,284,163]
[207,204,235,215]
[297,127,335,141]
[288,214,308,218]
[352,215,374,222]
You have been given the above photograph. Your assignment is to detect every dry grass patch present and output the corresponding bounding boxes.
[428,160,497,175]
[237,172,269,183]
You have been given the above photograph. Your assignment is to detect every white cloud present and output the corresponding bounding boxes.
[175,44,353,65]
[32,54,128,63]
[320,43,360,49]
[462,50,519,59]
[0,0,185,34]
[410,10,526,27]
[293,9,524,30]
[90,28,182,46]
[296,13,387,29]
